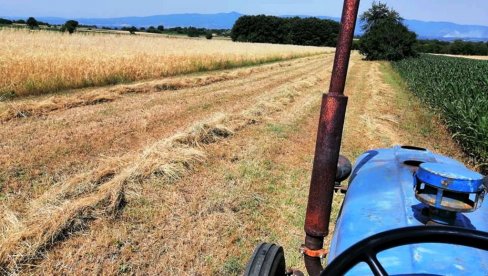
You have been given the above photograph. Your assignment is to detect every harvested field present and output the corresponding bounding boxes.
[0,29,328,97]
[0,49,465,274]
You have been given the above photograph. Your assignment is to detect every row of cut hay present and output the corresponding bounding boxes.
[0,72,322,273]
[0,29,329,97]
[0,56,316,122]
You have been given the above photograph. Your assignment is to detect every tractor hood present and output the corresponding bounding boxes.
[327,146,488,275]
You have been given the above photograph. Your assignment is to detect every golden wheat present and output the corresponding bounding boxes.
[0,29,329,97]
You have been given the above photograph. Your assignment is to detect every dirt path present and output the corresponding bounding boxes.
[1,54,465,275]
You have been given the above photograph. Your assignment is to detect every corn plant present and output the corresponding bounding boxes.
[393,54,488,173]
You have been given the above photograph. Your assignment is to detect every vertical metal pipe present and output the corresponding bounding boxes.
[329,0,361,96]
[303,0,360,275]
[304,94,348,238]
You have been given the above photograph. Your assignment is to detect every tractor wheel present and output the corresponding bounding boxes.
[244,242,286,276]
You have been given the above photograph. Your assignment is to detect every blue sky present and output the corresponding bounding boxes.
[1,0,487,26]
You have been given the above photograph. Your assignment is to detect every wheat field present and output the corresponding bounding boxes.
[0,29,328,97]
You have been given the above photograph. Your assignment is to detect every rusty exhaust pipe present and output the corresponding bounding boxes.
[303,0,360,275]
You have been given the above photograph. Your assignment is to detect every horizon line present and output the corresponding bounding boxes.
[1,12,488,28]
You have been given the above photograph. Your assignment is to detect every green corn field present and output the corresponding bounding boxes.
[393,54,488,173]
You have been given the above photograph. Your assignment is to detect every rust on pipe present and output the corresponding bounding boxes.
[304,94,348,238]
[303,0,361,275]
[329,0,361,96]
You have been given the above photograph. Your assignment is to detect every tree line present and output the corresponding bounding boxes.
[231,15,340,47]
[120,26,227,39]
[0,17,226,39]
[0,17,50,27]
[0,17,80,33]
[3,14,487,56]
[415,39,488,56]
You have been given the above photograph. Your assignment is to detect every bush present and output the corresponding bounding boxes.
[187,27,201,37]
[205,32,213,39]
[351,39,360,50]
[26,17,39,29]
[358,2,417,61]
[146,26,161,34]
[63,20,79,34]
[157,25,164,32]
[129,26,137,34]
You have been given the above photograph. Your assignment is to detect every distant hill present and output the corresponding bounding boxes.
[403,20,488,41]
[4,12,488,41]
[6,12,243,30]
[287,15,488,41]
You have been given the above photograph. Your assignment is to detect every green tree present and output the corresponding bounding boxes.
[26,17,39,29]
[360,1,401,32]
[230,15,339,47]
[129,26,137,34]
[157,25,165,32]
[187,27,200,37]
[63,20,79,34]
[358,2,417,61]
[147,26,162,33]
[205,32,213,39]
[0,18,13,25]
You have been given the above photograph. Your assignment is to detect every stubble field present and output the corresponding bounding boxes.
[0,30,464,275]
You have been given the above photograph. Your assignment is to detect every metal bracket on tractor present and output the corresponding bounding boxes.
[299,245,328,259]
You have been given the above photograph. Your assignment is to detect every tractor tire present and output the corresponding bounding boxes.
[244,242,286,276]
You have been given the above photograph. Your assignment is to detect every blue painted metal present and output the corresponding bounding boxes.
[415,162,486,213]
[327,146,488,275]
[416,163,484,193]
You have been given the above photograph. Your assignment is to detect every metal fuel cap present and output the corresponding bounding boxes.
[417,162,484,193]
[414,162,486,212]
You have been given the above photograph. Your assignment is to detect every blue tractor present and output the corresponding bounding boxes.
[244,0,488,275]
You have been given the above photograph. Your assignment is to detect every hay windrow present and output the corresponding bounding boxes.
[0,69,316,273]
[0,66,252,122]
[0,55,323,122]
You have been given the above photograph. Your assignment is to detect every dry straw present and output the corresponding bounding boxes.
[0,60,287,121]
[0,29,326,97]
[0,68,324,273]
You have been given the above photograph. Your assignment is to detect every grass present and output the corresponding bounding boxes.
[0,49,469,274]
[379,62,467,160]
[380,62,436,137]
[0,66,313,273]
[221,256,244,275]
[0,29,329,97]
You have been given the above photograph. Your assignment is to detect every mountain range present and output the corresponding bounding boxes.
[4,12,488,41]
